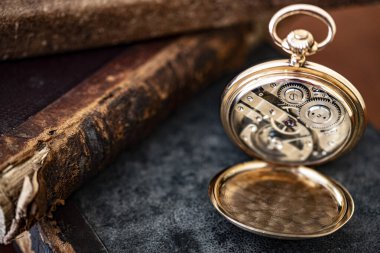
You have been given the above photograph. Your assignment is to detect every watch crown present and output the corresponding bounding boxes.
[282,29,318,56]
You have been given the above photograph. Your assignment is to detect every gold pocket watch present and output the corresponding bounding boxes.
[209,4,366,239]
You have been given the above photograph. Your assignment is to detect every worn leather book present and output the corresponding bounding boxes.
[15,201,106,253]
[0,25,261,244]
[0,0,377,59]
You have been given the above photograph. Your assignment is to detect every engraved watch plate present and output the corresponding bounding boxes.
[209,161,354,239]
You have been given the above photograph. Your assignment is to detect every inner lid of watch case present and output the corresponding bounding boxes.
[209,161,354,239]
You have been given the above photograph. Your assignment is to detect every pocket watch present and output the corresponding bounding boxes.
[208,4,366,239]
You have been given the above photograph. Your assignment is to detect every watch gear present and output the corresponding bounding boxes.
[278,83,310,106]
[299,97,342,129]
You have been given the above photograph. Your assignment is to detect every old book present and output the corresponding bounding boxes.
[0,24,261,244]
[15,201,106,253]
[0,0,376,59]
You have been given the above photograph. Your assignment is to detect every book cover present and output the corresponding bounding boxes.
[0,25,261,244]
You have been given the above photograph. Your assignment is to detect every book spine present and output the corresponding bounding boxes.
[15,201,105,253]
[0,24,262,243]
[0,0,375,59]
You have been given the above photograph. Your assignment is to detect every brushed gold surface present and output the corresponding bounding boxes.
[209,161,354,239]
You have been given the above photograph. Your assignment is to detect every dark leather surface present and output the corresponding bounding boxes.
[0,47,123,134]
[72,44,380,252]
